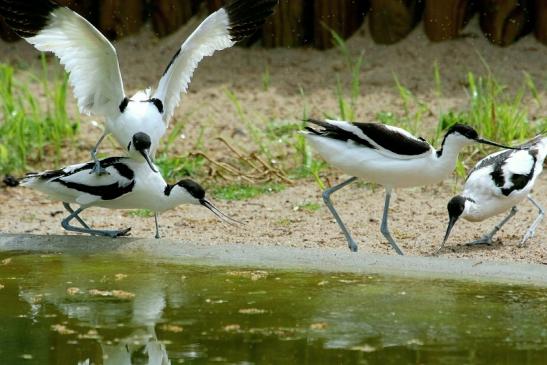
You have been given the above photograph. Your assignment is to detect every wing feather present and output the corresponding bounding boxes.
[154,0,277,125]
[0,0,125,117]
[306,118,432,160]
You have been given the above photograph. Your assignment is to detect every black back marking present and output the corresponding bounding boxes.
[307,118,431,155]
[353,123,430,156]
[488,150,537,197]
[56,179,136,201]
[50,159,136,201]
[306,119,375,149]
[150,98,164,114]
[119,97,130,113]
[467,150,513,181]
[0,0,59,38]
[162,48,181,77]
[111,162,135,181]
[225,0,278,42]
[35,157,127,181]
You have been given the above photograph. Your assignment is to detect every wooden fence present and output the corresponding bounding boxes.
[1,0,546,48]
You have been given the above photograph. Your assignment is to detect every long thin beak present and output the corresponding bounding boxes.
[475,138,520,150]
[435,216,458,255]
[139,149,158,173]
[200,199,242,226]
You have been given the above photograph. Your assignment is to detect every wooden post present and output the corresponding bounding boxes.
[99,0,145,39]
[478,0,533,46]
[262,0,313,47]
[424,0,476,41]
[369,0,425,45]
[535,0,547,45]
[151,0,201,37]
[313,0,368,49]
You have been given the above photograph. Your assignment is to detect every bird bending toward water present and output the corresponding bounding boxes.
[303,118,518,255]
[437,135,546,254]
[0,0,278,174]
[19,133,238,238]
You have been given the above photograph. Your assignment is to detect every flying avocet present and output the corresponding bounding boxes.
[0,0,278,174]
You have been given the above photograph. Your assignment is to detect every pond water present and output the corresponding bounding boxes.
[0,252,546,365]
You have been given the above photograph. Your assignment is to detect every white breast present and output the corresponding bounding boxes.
[306,135,449,188]
[106,102,166,156]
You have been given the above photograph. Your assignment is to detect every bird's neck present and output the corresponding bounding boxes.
[433,140,465,173]
[162,185,195,211]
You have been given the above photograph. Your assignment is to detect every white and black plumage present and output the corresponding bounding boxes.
[303,118,518,254]
[437,135,547,254]
[0,0,278,174]
[19,134,238,238]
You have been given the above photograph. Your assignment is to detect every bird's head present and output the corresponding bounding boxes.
[436,195,470,254]
[167,179,241,225]
[128,132,158,173]
[443,124,517,150]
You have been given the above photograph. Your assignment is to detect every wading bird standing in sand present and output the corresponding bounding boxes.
[437,135,546,254]
[19,133,239,239]
[0,0,278,174]
[303,118,518,255]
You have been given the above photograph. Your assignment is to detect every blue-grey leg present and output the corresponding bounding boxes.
[63,202,90,230]
[468,206,518,245]
[154,213,161,239]
[520,195,544,246]
[90,133,109,175]
[380,188,404,256]
[322,177,358,252]
[61,206,131,238]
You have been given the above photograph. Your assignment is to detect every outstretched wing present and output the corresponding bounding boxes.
[306,118,432,160]
[153,0,278,125]
[0,0,125,117]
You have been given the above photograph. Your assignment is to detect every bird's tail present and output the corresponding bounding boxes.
[3,175,20,187]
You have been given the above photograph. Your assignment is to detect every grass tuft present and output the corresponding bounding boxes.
[212,182,285,201]
[0,56,79,174]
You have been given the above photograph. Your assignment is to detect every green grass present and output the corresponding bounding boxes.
[126,209,155,218]
[0,56,79,174]
[435,72,545,148]
[330,29,364,122]
[212,182,285,201]
[296,202,321,213]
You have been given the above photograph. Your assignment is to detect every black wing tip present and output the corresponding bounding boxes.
[225,0,278,42]
[0,0,60,38]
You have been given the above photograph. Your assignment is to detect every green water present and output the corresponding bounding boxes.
[0,252,546,365]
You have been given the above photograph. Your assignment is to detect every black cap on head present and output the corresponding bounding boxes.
[177,179,206,200]
[131,132,157,173]
[435,195,468,255]
[447,124,479,140]
[132,132,152,151]
[447,195,467,220]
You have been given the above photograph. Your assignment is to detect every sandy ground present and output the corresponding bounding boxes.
[0,17,546,264]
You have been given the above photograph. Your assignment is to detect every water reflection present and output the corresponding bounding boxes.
[0,252,546,364]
